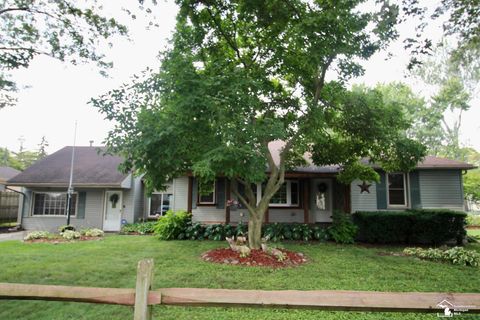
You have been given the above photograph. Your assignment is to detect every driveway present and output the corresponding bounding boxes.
[0,231,26,242]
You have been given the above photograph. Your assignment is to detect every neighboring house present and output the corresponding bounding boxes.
[7,144,476,232]
[0,166,21,189]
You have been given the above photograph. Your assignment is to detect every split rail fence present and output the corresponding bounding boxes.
[0,259,479,320]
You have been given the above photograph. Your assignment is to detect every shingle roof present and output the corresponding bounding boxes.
[268,140,476,172]
[0,167,21,183]
[7,147,129,187]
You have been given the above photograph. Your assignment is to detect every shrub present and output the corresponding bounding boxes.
[24,231,53,241]
[262,223,284,242]
[203,224,226,241]
[404,247,480,267]
[466,214,480,227]
[61,230,81,240]
[328,211,357,244]
[354,209,466,245]
[153,211,191,240]
[81,228,104,237]
[312,225,329,241]
[121,221,156,235]
[184,222,205,240]
[58,225,76,232]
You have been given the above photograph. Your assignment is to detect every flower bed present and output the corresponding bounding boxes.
[202,248,307,268]
[23,228,105,243]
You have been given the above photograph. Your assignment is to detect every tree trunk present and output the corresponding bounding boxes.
[248,213,263,249]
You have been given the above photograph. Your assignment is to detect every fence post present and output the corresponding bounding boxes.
[134,259,154,320]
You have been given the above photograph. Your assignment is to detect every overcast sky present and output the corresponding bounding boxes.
[0,1,478,154]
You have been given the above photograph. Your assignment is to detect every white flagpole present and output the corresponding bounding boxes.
[66,121,77,226]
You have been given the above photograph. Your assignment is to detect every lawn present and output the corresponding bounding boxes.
[0,236,479,320]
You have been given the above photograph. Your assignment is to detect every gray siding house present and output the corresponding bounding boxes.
[6,145,476,232]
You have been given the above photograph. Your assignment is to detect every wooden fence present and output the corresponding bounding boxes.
[0,259,479,319]
[0,192,19,224]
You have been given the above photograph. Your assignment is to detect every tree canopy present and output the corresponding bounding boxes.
[0,0,157,108]
[94,0,425,248]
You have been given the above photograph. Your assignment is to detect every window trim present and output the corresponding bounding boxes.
[386,172,409,208]
[198,180,216,205]
[149,192,174,216]
[255,180,300,208]
[31,192,78,217]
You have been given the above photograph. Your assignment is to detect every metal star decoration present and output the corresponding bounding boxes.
[358,181,371,193]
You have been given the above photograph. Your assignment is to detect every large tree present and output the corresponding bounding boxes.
[0,0,156,108]
[94,0,425,248]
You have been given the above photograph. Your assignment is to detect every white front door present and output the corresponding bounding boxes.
[104,191,123,231]
[312,179,333,222]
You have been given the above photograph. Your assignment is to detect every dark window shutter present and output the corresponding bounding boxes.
[376,171,387,210]
[76,192,87,219]
[191,178,198,209]
[409,171,421,209]
[216,178,226,209]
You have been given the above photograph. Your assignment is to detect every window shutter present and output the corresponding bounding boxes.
[376,171,387,209]
[77,192,87,219]
[409,171,421,209]
[216,178,226,209]
[191,178,198,209]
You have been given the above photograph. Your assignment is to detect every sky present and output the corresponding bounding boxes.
[0,1,478,154]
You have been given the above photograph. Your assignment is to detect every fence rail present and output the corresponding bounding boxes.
[0,259,479,319]
[0,192,19,224]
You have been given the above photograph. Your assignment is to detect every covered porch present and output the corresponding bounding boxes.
[187,173,351,224]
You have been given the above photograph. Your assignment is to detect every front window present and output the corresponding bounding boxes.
[266,180,299,207]
[32,192,77,216]
[150,193,173,216]
[387,173,407,206]
[198,181,215,204]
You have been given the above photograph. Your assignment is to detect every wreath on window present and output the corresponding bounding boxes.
[109,193,119,208]
[317,183,328,193]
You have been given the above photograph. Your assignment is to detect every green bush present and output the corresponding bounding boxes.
[121,221,157,235]
[354,209,467,245]
[262,223,285,242]
[328,211,357,244]
[153,211,191,240]
[312,225,330,241]
[183,222,205,240]
[24,231,54,241]
[81,228,104,237]
[61,230,81,240]
[466,214,480,226]
[404,247,480,267]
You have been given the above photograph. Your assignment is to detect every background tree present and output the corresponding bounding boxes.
[37,135,48,160]
[0,0,157,108]
[401,0,480,69]
[94,0,425,249]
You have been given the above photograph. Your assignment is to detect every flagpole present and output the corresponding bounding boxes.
[66,121,77,226]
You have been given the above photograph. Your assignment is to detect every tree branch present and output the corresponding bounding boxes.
[313,55,335,105]
[205,7,248,68]
[0,7,29,15]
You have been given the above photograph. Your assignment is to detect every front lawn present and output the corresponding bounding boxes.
[0,236,479,319]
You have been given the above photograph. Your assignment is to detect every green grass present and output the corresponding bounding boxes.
[0,236,479,319]
[468,228,480,237]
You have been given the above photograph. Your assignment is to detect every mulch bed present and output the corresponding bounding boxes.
[24,236,103,244]
[201,248,307,268]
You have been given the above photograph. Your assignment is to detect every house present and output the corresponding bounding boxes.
[7,147,144,232]
[7,145,476,232]
[0,166,21,189]
[0,166,22,224]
